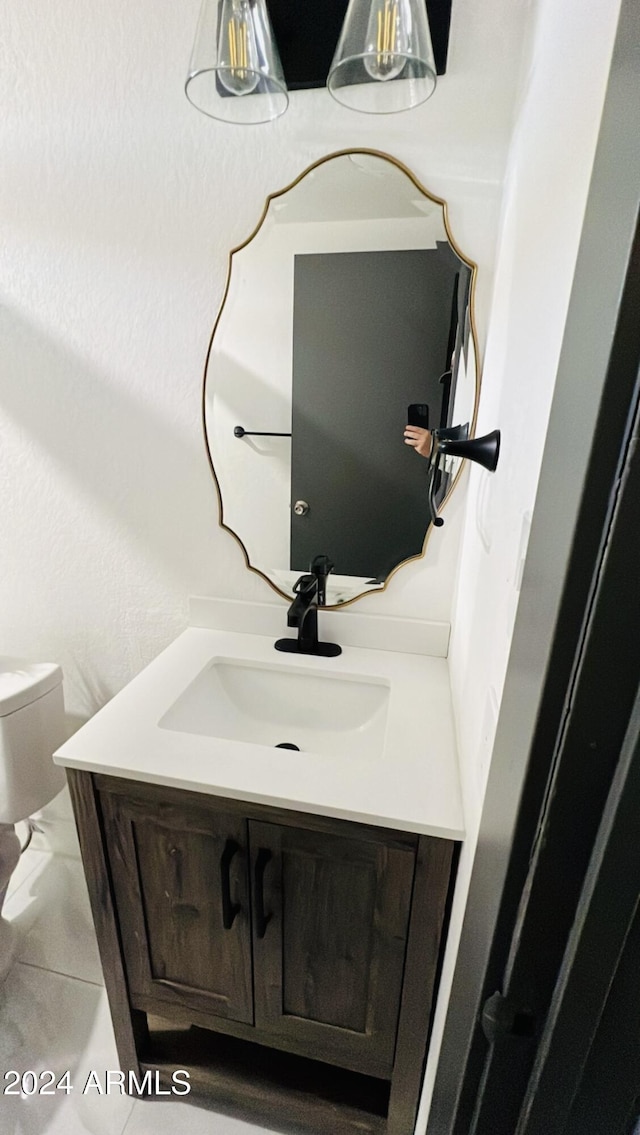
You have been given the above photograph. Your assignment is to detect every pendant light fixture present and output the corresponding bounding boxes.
[185,0,441,123]
[327,0,437,113]
[185,0,289,124]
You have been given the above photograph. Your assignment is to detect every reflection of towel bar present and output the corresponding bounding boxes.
[234,426,292,438]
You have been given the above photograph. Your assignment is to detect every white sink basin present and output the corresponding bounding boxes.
[159,657,390,759]
[53,627,464,838]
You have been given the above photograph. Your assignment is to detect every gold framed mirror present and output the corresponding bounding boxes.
[202,149,480,608]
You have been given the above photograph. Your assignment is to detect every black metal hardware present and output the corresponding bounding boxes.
[275,555,342,656]
[234,426,291,438]
[437,422,470,443]
[481,991,535,1044]
[428,450,445,529]
[439,428,501,472]
[254,847,273,940]
[220,838,241,930]
[426,424,501,529]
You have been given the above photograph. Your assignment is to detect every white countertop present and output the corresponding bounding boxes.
[54,627,464,840]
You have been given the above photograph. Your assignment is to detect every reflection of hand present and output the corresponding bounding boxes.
[404,426,432,459]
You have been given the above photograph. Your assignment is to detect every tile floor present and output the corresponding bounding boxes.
[0,788,283,1135]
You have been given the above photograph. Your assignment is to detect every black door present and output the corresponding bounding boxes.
[516,686,640,1135]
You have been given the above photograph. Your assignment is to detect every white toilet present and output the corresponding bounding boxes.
[0,657,66,982]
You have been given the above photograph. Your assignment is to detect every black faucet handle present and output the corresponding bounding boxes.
[275,564,342,658]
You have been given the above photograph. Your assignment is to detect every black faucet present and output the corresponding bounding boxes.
[275,555,342,658]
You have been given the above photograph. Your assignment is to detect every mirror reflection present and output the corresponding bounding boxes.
[204,151,479,606]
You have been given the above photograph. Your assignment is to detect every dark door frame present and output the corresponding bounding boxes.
[519,678,640,1132]
[428,0,640,1130]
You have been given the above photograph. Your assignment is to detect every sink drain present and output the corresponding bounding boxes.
[275,742,300,751]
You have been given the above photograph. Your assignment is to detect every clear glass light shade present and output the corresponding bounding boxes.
[185,0,288,124]
[328,0,436,114]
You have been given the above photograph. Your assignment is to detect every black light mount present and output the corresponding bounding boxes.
[264,0,453,90]
[438,429,501,472]
[427,425,501,529]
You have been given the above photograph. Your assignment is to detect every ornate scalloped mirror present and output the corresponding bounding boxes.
[203,149,479,607]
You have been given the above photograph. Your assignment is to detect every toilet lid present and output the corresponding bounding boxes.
[0,657,63,717]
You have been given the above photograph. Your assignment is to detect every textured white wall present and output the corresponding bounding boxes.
[0,0,529,722]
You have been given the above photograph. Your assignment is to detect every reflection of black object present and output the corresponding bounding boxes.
[437,422,469,443]
[427,426,501,529]
[309,554,334,606]
[429,451,445,529]
[234,425,291,438]
[408,403,430,429]
[275,557,342,657]
[439,370,453,428]
[291,248,459,579]
[428,422,469,529]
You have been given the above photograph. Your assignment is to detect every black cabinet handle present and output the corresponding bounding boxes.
[220,838,241,930]
[254,848,272,939]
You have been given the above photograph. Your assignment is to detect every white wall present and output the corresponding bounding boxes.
[419,0,622,1126]
[0,0,529,721]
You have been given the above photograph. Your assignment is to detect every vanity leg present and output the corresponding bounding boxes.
[387,836,455,1135]
[67,768,148,1074]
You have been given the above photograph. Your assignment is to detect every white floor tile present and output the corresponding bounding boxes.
[3,855,103,985]
[4,849,51,903]
[28,817,81,859]
[0,963,134,1135]
[123,1096,284,1135]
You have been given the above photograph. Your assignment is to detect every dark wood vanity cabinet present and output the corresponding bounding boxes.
[68,770,456,1135]
[250,819,415,1079]
[99,790,254,1027]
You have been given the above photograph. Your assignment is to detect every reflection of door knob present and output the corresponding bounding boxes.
[293,500,310,516]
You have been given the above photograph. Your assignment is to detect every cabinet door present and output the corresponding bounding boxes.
[249,820,416,1079]
[100,788,253,1026]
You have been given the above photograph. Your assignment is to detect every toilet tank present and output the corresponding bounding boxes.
[0,659,66,824]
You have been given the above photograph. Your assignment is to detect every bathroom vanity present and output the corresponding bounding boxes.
[55,624,463,1135]
[55,148,477,1132]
